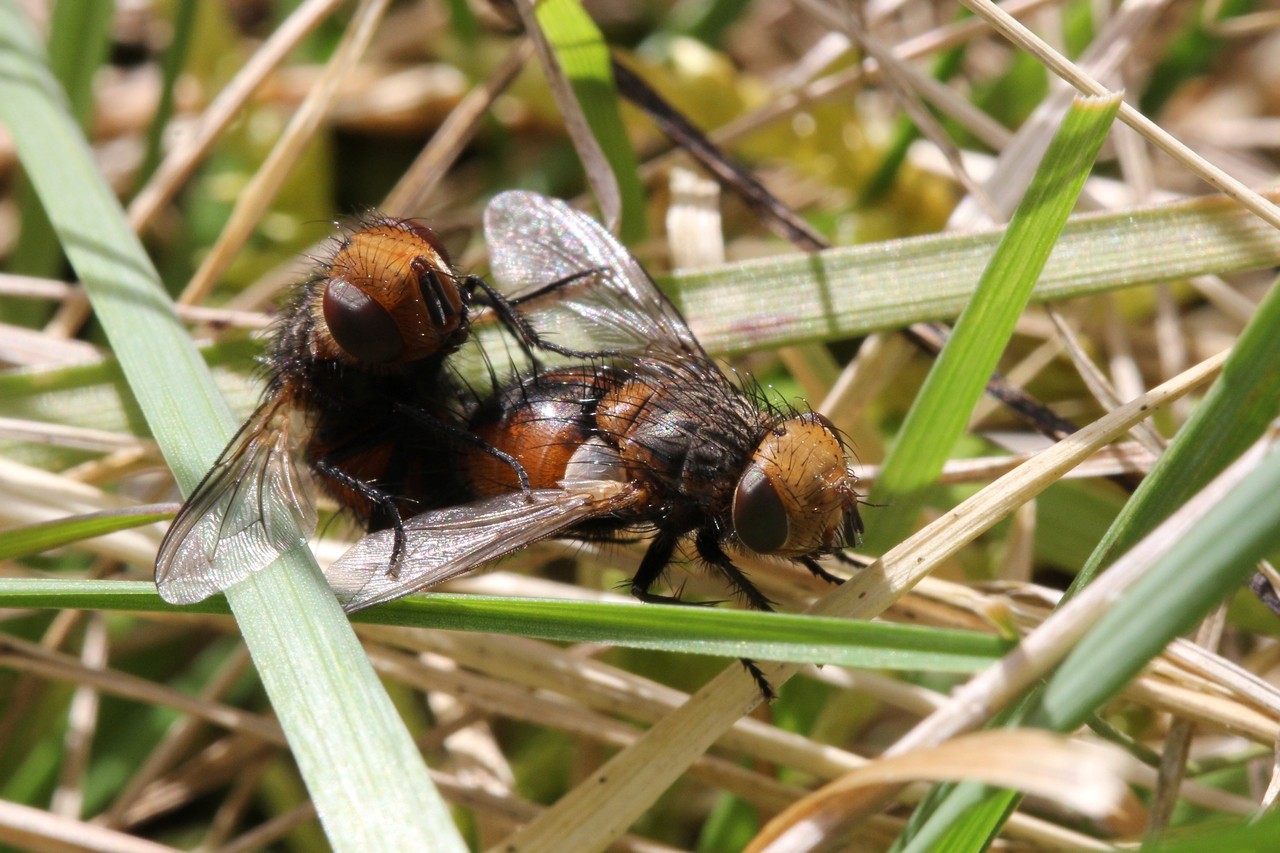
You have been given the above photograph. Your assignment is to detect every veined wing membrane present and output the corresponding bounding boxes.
[327,480,642,613]
[484,191,706,361]
[155,401,317,604]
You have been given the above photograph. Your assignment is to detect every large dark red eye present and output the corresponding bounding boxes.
[733,465,789,554]
[323,279,404,364]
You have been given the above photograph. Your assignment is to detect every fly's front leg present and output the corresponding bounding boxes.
[466,274,616,362]
[798,556,846,586]
[694,528,774,612]
[694,528,777,701]
[311,453,409,577]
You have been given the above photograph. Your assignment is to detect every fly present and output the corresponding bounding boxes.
[154,214,560,604]
[327,192,863,693]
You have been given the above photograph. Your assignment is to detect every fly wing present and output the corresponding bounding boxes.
[326,480,642,612]
[484,190,708,361]
[154,400,317,605]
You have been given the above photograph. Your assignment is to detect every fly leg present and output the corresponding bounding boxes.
[628,529,714,605]
[694,528,777,702]
[507,268,601,307]
[628,530,774,699]
[390,402,533,496]
[694,529,774,612]
[798,556,846,585]
[311,449,410,576]
[466,273,617,362]
[832,551,872,569]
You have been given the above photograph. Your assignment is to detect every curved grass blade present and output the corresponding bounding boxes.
[522,0,645,239]
[0,4,464,849]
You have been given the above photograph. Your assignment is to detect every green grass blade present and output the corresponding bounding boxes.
[0,581,1012,672]
[1028,441,1280,730]
[864,94,1121,550]
[1070,273,1280,591]
[896,785,1018,853]
[8,0,113,284]
[1140,807,1280,851]
[532,0,645,240]
[665,191,1280,355]
[0,508,172,560]
[0,5,464,849]
[899,437,1280,848]
[135,0,198,189]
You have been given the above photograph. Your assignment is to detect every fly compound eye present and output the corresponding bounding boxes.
[732,465,789,554]
[323,279,405,364]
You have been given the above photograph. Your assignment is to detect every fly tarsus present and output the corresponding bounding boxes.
[798,556,846,585]
[741,659,776,703]
[312,452,408,577]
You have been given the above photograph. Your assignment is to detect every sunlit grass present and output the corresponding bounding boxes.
[1,0,1278,850]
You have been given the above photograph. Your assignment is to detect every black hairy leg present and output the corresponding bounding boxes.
[694,528,774,612]
[798,556,846,586]
[467,272,614,363]
[311,449,409,575]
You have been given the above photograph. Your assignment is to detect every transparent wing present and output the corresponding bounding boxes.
[154,399,317,604]
[326,480,642,613]
[484,190,707,361]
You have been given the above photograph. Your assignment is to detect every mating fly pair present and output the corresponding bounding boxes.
[156,192,864,670]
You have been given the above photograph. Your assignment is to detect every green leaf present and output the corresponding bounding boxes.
[897,785,1018,853]
[665,191,1280,355]
[865,94,1121,549]
[0,507,172,561]
[1071,273,1280,591]
[0,5,464,849]
[1028,441,1280,731]
[0,581,1013,673]
[533,0,645,240]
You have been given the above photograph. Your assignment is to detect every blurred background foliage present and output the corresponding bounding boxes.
[2,0,1280,850]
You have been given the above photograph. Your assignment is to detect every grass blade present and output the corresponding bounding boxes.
[865,94,1121,549]
[0,4,463,849]
[522,0,645,238]
[0,581,1012,673]
[666,191,1280,355]
[1071,273,1280,590]
[0,508,172,561]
